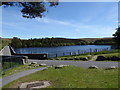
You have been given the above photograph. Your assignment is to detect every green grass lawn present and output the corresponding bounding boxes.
[1,64,43,78]
[3,66,119,88]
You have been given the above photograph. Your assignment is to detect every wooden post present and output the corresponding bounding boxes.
[70,52,72,55]
[90,48,92,55]
[95,49,97,54]
[63,53,65,56]
[56,54,57,57]
[96,49,98,52]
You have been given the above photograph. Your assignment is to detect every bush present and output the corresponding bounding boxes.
[96,56,106,61]
[96,54,120,61]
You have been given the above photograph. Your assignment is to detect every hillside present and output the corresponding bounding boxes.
[80,37,113,42]
[0,38,12,49]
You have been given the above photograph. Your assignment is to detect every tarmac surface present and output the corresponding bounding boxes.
[28,59,119,68]
[0,67,47,88]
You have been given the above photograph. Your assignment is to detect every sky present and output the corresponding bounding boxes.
[1,2,118,39]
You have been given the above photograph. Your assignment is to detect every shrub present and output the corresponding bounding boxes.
[96,54,120,61]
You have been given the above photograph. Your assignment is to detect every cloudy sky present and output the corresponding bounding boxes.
[1,2,118,39]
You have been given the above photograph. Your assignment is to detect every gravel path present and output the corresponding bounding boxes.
[28,59,119,68]
[0,67,47,88]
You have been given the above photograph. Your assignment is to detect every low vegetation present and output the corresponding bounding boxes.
[2,62,22,71]
[3,66,118,88]
[96,53,120,61]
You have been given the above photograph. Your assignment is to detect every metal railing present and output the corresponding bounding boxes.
[48,48,113,58]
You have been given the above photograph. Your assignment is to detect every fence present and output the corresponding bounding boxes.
[48,48,113,58]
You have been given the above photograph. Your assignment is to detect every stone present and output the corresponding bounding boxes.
[55,65,68,69]
[80,57,88,61]
[31,62,37,64]
[89,65,98,69]
[105,66,116,70]
[110,66,116,69]
[19,81,50,89]
[34,64,39,67]
[28,64,32,66]
[61,65,69,67]
[87,55,92,57]
[55,65,63,69]
[39,63,47,66]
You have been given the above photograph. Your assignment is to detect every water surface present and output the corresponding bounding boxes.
[15,45,112,58]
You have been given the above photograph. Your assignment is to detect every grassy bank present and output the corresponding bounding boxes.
[3,66,119,88]
[1,64,43,78]
[48,50,120,61]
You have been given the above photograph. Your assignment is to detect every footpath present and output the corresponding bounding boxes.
[0,67,47,88]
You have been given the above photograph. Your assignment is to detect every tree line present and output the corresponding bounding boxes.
[10,37,115,48]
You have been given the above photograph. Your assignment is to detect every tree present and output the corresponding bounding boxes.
[1,1,58,18]
[11,37,22,48]
[113,27,120,45]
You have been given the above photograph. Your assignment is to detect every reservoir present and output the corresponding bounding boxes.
[14,45,112,58]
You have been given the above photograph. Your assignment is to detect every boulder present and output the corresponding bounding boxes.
[28,63,32,66]
[110,66,116,69]
[39,63,47,66]
[31,62,37,64]
[34,64,39,67]
[55,65,68,69]
[87,55,92,57]
[89,65,98,69]
[106,66,116,70]
[80,57,88,61]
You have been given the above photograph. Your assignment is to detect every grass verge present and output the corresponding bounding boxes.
[1,64,43,78]
[2,66,119,88]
